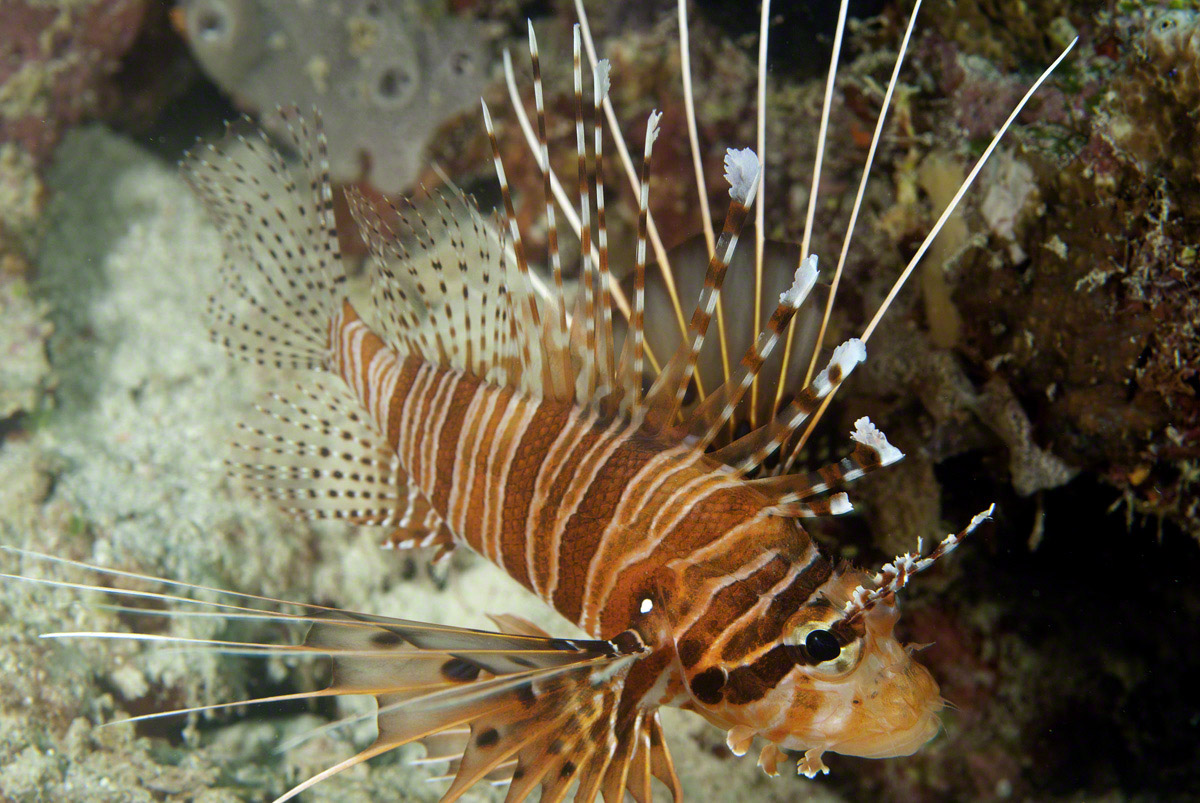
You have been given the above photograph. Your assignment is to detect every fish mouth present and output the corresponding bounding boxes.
[828,708,942,759]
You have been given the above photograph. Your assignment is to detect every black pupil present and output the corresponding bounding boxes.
[805,629,841,662]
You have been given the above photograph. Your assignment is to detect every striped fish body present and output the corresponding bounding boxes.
[188,83,967,793]
[333,298,823,645]
[327,289,899,783]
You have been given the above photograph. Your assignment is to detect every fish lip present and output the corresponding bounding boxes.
[822,709,942,759]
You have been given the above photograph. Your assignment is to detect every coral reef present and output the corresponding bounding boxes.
[945,3,1200,542]
[0,0,148,166]
[0,273,53,421]
[0,142,45,263]
[0,0,1198,800]
[176,0,495,193]
[0,0,183,330]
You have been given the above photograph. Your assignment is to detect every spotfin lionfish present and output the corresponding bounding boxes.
[4,1,1076,800]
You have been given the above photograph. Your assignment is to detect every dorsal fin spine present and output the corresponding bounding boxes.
[643,148,761,429]
[630,110,662,415]
[690,255,819,449]
[528,23,567,338]
[713,338,865,473]
[573,24,598,403]
[593,59,616,402]
[481,99,547,398]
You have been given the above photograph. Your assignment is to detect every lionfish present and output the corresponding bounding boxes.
[5,1,1074,800]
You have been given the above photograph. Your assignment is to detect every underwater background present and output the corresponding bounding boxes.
[1,0,1199,800]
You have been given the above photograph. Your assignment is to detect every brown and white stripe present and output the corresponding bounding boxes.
[330,300,839,671]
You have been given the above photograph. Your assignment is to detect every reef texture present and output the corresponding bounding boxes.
[1,0,1199,801]
[0,0,147,166]
[0,272,53,421]
[176,0,495,194]
[0,0,180,328]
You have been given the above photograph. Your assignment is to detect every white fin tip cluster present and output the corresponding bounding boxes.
[595,59,611,99]
[842,504,996,619]
[829,492,852,516]
[780,254,819,308]
[960,503,997,541]
[812,337,866,394]
[850,416,904,466]
[724,147,761,204]
[645,110,663,148]
[830,337,867,369]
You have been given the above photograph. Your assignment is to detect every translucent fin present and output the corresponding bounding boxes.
[643,148,761,430]
[598,709,681,803]
[185,108,345,371]
[713,338,867,473]
[345,188,518,387]
[686,255,819,448]
[284,615,653,803]
[229,377,453,547]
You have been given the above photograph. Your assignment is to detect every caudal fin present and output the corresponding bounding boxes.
[185,107,346,372]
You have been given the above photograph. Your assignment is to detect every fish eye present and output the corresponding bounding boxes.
[805,629,840,662]
[789,620,862,675]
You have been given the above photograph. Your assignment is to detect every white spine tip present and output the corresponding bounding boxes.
[781,254,819,307]
[723,147,761,204]
[812,338,865,396]
[645,110,663,148]
[527,19,536,48]
[850,416,904,465]
[595,59,611,100]
[829,492,853,516]
[830,337,867,372]
[968,504,996,531]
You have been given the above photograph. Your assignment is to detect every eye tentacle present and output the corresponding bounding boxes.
[831,504,995,638]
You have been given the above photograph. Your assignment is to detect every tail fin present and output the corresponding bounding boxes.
[185,107,346,372]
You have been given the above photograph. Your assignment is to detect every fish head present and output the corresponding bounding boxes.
[680,563,944,774]
[772,567,943,761]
